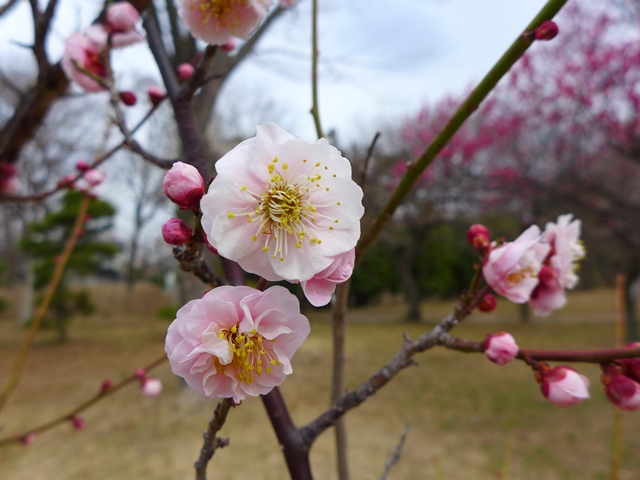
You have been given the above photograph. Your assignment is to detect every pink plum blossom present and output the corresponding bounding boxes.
[301,248,355,307]
[106,2,145,47]
[178,0,274,46]
[162,218,193,245]
[162,161,205,210]
[540,366,590,408]
[83,169,106,187]
[200,123,364,283]
[483,332,518,365]
[482,225,550,303]
[529,214,585,316]
[61,29,108,92]
[165,285,310,403]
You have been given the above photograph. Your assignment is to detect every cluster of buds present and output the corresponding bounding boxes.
[601,351,640,411]
[161,162,206,247]
[57,161,106,195]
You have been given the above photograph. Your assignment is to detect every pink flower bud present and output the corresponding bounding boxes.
[603,373,640,411]
[466,224,490,251]
[540,366,590,408]
[100,379,112,393]
[478,293,497,313]
[59,173,76,189]
[135,368,146,379]
[177,63,195,81]
[106,2,140,33]
[75,160,89,172]
[21,433,36,445]
[141,377,162,397]
[483,332,518,365]
[221,39,236,52]
[533,20,559,41]
[83,169,105,187]
[120,91,137,106]
[162,218,192,245]
[162,161,205,210]
[0,162,20,195]
[148,85,166,106]
[71,416,86,430]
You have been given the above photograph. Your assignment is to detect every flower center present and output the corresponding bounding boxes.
[216,325,281,385]
[199,0,247,25]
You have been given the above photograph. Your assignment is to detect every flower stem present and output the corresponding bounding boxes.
[356,0,569,262]
[311,0,324,139]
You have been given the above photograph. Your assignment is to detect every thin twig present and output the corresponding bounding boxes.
[310,0,324,139]
[359,132,381,188]
[0,194,90,413]
[0,354,167,445]
[356,0,570,262]
[380,425,410,480]
[194,398,233,480]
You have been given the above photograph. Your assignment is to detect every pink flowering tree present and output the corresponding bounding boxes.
[2,1,640,479]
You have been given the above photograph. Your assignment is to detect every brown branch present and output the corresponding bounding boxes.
[0,354,167,445]
[172,241,225,288]
[0,0,19,17]
[194,399,232,480]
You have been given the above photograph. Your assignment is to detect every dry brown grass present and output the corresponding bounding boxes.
[0,285,639,479]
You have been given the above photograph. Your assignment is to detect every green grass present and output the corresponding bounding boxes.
[0,285,638,479]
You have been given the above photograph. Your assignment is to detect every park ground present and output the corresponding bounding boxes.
[0,285,639,479]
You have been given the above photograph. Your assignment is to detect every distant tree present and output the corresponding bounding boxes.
[21,191,118,341]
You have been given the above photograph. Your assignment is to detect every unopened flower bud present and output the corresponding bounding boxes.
[533,20,559,41]
[539,365,590,408]
[162,218,192,245]
[221,39,236,52]
[75,160,89,172]
[135,368,146,379]
[619,343,640,383]
[162,161,205,210]
[0,163,20,195]
[21,433,36,446]
[177,63,195,81]
[120,91,137,106]
[59,173,76,189]
[603,372,640,411]
[83,169,105,187]
[71,416,86,430]
[484,332,518,365]
[466,224,490,251]
[478,293,497,313]
[141,377,162,397]
[100,379,112,393]
[148,85,166,106]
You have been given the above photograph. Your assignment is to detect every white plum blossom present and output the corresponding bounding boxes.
[201,123,364,283]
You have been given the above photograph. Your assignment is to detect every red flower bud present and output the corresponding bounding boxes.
[148,85,166,106]
[162,162,205,210]
[71,416,86,430]
[478,293,497,313]
[162,218,193,246]
[533,21,559,41]
[120,91,137,106]
[466,224,490,250]
[21,433,36,446]
[603,372,640,411]
[75,160,89,172]
[100,379,112,393]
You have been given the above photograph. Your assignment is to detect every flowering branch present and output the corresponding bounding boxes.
[194,398,232,480]
[172,239,225,288]
[0,193,90,413]
[438,333,640,363]
[356,0,569,261]
[0,354,167,446]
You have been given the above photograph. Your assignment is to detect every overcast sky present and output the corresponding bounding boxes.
[1,0,549,143]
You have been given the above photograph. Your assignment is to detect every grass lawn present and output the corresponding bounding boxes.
[0,284,639,479]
